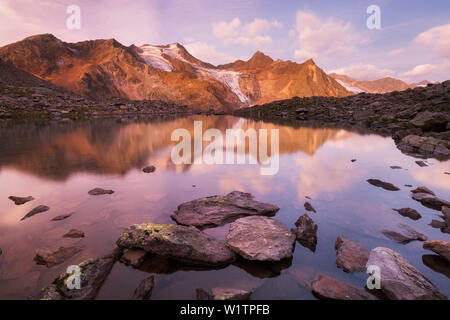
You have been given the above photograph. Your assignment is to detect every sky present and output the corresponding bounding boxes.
[0,0,449,83]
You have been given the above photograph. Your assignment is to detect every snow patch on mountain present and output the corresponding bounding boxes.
[139,45,173,72]
[138,44,250,104]
[335,79,365,94]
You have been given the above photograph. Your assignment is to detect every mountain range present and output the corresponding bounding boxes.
[0,34,431,110]
[329,73,433,94]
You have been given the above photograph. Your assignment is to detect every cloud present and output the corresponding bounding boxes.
[402,64,439,77]
[387,48,406,56]
[212,17,282,46]
[415,24,450,59]
[184,41,236,65]
[293,10,358,61]
[328,64,395,81]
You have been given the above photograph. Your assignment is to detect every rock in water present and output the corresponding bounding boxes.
[411,186,435,196]
[226,216,295,262]
[415,160,428,167]
[381,223,428,244]
[172,191,279,228]
[392,208,422,220]
[390,166,402,170]
[334,236,369,273]
[120,249,147,267]
[34,246,85,267]
[411,192,450,211]
[130,276,155,300]
[142,166,156,173]
[366,247,447,300]
[304,202,317,213]
[311,274,376,300]
[88,188,114,196]
[51,213,74,221]
[116,223,236,266]
[422,255,450,279]
[423,240,450,263]
[8,196,34,205]
[35,248,122,300]
[291,214,317,252]
[21,205,50,221]
[196,287,252,300]
[367,179,400,191]
[63,229,85,238]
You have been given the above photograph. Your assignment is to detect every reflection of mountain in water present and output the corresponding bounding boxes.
[0,116,355,181]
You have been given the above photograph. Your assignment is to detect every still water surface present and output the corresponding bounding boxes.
[0,115,448,299]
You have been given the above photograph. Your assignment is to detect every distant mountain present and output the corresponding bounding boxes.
[329,73,435,94]
[0,34,350,110]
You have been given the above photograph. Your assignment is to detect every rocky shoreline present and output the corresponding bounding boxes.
[0,84,199,121]
[232,81,450,160]
[21,187,448,300]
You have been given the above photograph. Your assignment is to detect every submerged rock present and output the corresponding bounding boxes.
[415,160,429,167]
[367,179,400,191]
[366,247,447,300]
[130,276,154,300]
[291,214,317,252]
[172,191,279,228]
[35,248,122,300]
[88,188,114,196]
[120,249,147,268]
[8,196,34,205]
[196,287,252,300]
[392,208,422,220]
[423,240,450,263]
[142,166,156,173]
[390,166,402,170]
[381,223,427,244]
[411,186,435,196]
[311,274,376,300]
[334,236,369,273]
[226,216,295,262]
[21,205,50,221]
[411,192,450,211]
[304,202,317,213]
[116,223,236,266]
[51,213,74,221]
[422,255,450,279]
[63,229,85,239]
[34,245,85,267]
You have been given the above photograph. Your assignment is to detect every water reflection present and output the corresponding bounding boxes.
[0,115,448,300]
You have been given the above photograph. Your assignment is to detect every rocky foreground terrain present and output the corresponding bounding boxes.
[233,81,450,160]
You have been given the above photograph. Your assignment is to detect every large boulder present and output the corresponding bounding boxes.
[410,111,448,132]
[35,248,122,300]
[398,135,450,158]
[172,191,279,228]
[423,240,450,263]
[291,214,317,252]
[311,274,376,300]
[334,236,369,273]
[366,247,447,300]
[116,223,236,266]
[226,216,295,262]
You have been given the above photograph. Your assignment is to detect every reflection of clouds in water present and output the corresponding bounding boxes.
[410,162,450,190]
[294,153,367,199]
[218,168,280,195]
[329,134,393,153]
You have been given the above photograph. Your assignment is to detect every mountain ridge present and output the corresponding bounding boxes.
[0,34,351,110]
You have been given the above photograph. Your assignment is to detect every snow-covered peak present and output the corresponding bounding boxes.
[335,79,365,94]
[138,44,250,104]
